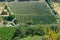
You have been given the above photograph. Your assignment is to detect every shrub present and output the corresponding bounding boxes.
[0,0,5,2]
[12,25,29,39]
[52,10,57,15]
[1,11,7,15]
[12,25,47,39]
[14,20,18,24]
[7,15,15,21]
[3,21,7,25]
[41,35,49,40]
[45,0,54,9]
[5,5,11,15]
[21,36,41,40]
[50,25,58,33]
[3,16,8,21]
[29,25,46,36]
[12,37,20,40]
[45,0,52,5]
[3,15,15,21]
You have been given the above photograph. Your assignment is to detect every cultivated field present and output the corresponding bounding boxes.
[7,1,57,25]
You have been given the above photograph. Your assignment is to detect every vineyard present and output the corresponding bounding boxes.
[7,1,57,25]
[7,2,51,14]
[0,27,16,40]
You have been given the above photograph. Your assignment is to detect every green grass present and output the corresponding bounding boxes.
[0,27,16,40]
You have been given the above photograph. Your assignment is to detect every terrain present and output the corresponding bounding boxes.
[0,0,60,40]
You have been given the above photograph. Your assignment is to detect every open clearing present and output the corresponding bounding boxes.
[53,2,60,16]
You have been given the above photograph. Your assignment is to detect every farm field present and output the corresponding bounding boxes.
[0,27,16,40]
[7,1,57,25]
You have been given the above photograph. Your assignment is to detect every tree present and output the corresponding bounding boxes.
[0,0,5,2]
[3,15,15,21]
[6,0,14,2]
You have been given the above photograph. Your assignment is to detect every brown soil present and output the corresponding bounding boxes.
[53,2,60,16]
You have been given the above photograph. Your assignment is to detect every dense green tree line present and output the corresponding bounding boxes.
[11,25,60,40]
